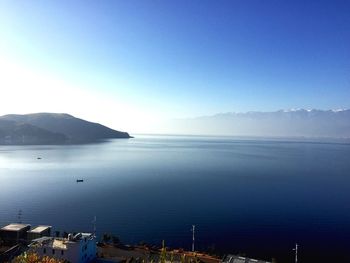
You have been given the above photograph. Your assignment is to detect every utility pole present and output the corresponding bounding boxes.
[293,243,298,263]
[191,225,195,252]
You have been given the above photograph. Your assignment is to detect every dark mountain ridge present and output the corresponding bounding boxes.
[0,113,131,145]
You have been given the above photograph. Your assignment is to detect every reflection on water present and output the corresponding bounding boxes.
[1,135,350,262]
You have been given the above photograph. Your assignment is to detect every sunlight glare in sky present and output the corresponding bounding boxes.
[0,57,161,134]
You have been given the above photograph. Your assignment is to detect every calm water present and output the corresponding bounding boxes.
[1,135,350,262]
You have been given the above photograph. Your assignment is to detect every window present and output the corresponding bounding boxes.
[61,250,64,255]
[52,249,55,255]
[43,248,46,254]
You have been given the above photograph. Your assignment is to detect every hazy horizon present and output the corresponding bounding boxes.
[1,109,350,138]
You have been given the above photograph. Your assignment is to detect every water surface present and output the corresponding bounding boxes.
[1,135,350,262]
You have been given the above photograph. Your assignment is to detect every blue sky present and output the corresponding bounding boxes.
[0,0,349,132]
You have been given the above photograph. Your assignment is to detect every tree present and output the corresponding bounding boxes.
[11,252,66,263]
[160,240,166,263]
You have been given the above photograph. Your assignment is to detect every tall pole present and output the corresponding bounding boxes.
[92,216,97,237]
[17,210,22,224]
[191,225,195,252]
[294,243,298,263]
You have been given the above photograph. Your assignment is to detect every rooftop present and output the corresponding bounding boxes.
[30,237,72,250]
[222,255,271,263]
[1,224,30,232]
[28,226,51,234]
[30,233,95,250]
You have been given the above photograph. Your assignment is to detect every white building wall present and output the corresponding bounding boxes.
[32,235,96,263]
[35,243,80,263]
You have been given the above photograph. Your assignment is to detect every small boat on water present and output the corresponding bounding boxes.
[76,179,84,183]
[37,157,42,160]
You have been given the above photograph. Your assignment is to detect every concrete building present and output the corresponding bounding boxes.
[0,224,31,245]
[29,232,96,263]
[27,226,52,241]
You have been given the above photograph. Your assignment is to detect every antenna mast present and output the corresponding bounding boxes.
[293,243,298,263]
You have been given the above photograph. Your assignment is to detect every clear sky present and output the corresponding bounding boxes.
[0,0,349,133]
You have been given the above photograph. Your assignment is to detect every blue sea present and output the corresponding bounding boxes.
[1,135,350,262]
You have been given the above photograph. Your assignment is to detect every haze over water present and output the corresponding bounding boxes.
[1,135,350,262]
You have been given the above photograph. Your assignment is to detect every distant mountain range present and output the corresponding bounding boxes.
[169,109,350,138]
[0,113,131,145]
